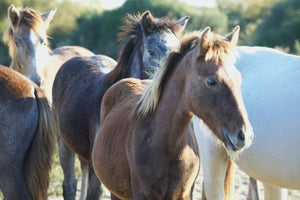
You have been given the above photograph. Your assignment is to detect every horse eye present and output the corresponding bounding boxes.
[14,38,22,48]
[39,38,46,46]
[15,41,21,48]
[206,78,217,87]
[148,50,155,57]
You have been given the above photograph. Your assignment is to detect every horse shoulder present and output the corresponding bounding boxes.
[101,78,150,121]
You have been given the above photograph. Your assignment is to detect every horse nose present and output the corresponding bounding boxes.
[225,128,248,151]
[238,130,245,142]
[234,129,247,149]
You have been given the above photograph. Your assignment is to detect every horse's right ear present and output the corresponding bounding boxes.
[176,16,190,33]
[42,7,57,29]
[197,27,211,57]
[226,25,240,46]
[140,11,153,35]
[8,4,19,32]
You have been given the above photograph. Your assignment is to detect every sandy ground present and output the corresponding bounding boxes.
[49,166,300,200]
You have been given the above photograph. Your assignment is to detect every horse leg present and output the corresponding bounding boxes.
[193,116,228,200]
[0,167,31,200]
[246,177,260,200]
[86,161,103,199]
[263,183,287,200]
[79,159,88,200]
[59,138,77,200]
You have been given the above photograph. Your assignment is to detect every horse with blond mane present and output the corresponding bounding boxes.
[92,26,253,200]
[194,44,300,200]
[0,65,56,200]
[52,11,189,200]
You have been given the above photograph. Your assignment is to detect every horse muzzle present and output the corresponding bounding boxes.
[224,127,253,151]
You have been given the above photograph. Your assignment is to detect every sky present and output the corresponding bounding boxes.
[99,0,216,10]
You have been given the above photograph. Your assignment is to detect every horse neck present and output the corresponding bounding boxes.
[152,67,192,152]
[106,39,144,84]
[127,46,144,78]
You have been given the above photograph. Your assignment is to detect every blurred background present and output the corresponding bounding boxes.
[0,0,299,199]
[0,0,299,66]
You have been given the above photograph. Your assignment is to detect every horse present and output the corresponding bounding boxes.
[3,4,94,103]
[3,5,94,200]
[193,45,300,200]
[0,65,56,200]
[91,26,253,200]
[52,11,189,200]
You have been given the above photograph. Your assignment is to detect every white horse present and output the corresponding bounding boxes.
[193,45,300,200]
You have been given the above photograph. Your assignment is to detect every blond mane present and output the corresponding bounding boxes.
[137,29,236,117]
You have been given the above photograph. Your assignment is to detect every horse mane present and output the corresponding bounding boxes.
[3,7,48,58]
[105,12,182,83]
[137,30,236,116]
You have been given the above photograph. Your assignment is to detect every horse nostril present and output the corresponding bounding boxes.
[238,130,245,142]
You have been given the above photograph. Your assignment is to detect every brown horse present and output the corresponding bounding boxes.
[3,4,94,102]
[0,65,56,200]
[92,26,253,200]
[52,11,189,200]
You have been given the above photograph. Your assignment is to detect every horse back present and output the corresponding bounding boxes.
[52,46,94,58]
[101,78,151,122]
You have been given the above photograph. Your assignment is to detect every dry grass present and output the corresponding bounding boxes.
[47,144,82,198]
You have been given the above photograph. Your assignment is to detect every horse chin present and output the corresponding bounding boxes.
[223,136,252,161]
[224,147,241,161]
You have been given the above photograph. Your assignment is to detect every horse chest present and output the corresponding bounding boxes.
[131,143,199,199]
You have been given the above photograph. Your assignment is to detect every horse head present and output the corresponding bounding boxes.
[4,4,56,85]
[184,26,254,154]
[117,11,189,80]
[138,26,254,155]
[139,11,189,77]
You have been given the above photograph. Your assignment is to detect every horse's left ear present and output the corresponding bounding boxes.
[176,16,190,33]
[226,25,240,45]
[140,11,153,35]
[42,7,57,29]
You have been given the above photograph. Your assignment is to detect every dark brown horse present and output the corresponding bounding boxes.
[52,11,189,200]
[92,26,253,200]
[0,65,56,200]
[3,4,94,102]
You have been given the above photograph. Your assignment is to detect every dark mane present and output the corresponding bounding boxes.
[105,12,182,83]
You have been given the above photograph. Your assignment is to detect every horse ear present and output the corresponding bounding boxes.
[176,16,190,33]
[8,4,19,32]
[226,25,240,45]
[140,10,153,35]
[42,7,57,29]
[197,27,211,57]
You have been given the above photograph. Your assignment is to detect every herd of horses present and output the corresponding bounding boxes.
[0,3,299,200]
